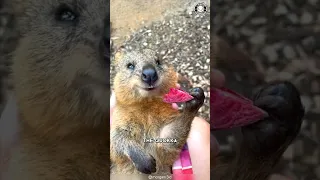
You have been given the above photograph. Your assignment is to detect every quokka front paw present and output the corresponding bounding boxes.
[129,150,157,174]
[241,81,304,155]
[185,87,205,114]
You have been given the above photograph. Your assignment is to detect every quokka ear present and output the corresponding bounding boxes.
[113,45,127,65]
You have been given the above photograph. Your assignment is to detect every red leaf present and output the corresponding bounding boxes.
[163,88,194,103]
[211,87,268,130]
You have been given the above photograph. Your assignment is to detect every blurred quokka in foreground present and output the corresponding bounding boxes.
[2,0,110,179]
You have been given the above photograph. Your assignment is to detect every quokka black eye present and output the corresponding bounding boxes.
[127,63,135,70]
[55,4,78,22]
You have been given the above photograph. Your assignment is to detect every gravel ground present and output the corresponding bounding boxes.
[213,0,320,179]
[110,9,211,120]
[0,7,17,112]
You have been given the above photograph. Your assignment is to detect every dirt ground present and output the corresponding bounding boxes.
[110,0,210,48]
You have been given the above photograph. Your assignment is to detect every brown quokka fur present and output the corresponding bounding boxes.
[110,48,205,175]
[211,36,305,180]
[2,0,110,179]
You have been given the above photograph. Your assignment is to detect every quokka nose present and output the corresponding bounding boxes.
[141,64,158,86]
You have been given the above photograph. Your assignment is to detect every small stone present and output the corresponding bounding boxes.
[273,42,284,50]
[294,0,307,6]
[307,60,320,75]
[301,12,313,24]
[227,136,235,144]
[237,42,248,51]
[240,27,254,36]
[283,144,294,159]
[0,16,8,26]
[284,59,307,74]
[287,13,299,24]
[262,46,278,63]
[311,80,320,93]
[251,17,267,25]
[245,5,256,14]
[293,140,304,157]
[311,122,318,138]
[219,145,232,152]
[277,71,293,81]
[284,0,295,9]
[314,166,320,178]
[274,4,288,16]
[309,0,318,5]
[142,42,148,46]
[301,95,313,112]
[302,36,315,48]
[0,28,4,37]
[283,46,296,59]
[295,45,308,58]
[249,33,266,45]
[228,7,242,17]
[234,5,255,25]
[301,120,308,129]
[312,95,320,112]
[265,67,279,82]
[302,151,319,165]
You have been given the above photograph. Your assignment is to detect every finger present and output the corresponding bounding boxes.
[187,117,210,180]
[176,83,181,89]
[211,69,225,88]
[171,103,179,110]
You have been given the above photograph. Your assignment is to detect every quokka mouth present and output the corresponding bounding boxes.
[144,87,156,91]
[140,85,158,91]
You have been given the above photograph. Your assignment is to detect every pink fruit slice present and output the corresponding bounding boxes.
[163,88,194,103]
[211,87,268,130]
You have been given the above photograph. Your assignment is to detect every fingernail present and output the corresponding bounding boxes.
[172,103,179,110]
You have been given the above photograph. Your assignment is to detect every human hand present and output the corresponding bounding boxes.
[211,69,292,180]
